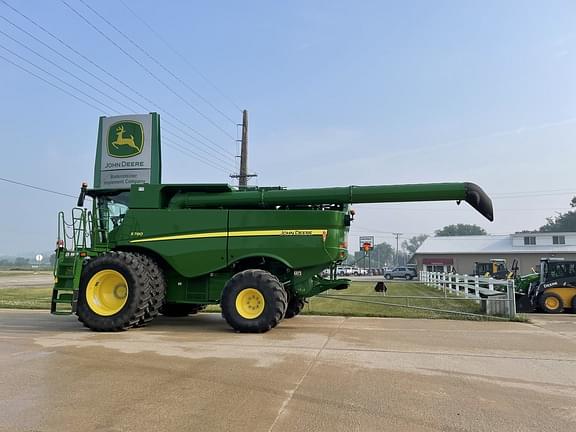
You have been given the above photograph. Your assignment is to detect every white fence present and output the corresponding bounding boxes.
[419,271,516,319]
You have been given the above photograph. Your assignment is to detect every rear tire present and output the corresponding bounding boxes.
[134,254,166,326]
[405,274,412,281]
[77,251,152,331]
[284,296,306,319]
[385,274,392,280]
[539,292,564,314]
[571,295,576,314]
[221,269,287,333]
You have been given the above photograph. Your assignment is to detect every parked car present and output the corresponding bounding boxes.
[384,266,417,280]
[336,266,368,276]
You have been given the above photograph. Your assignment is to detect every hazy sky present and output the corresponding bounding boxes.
[0,0,575,256]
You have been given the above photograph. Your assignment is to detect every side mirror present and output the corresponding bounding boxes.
[77,182,88,207]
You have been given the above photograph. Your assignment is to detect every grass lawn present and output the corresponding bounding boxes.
[303,281,484,319]
[0,280,485,319]
[0,287,52,309]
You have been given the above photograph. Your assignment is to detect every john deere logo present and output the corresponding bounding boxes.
[107,121,144,158]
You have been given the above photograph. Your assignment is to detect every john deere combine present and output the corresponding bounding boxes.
[52,182,493,332]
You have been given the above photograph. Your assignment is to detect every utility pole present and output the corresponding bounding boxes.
[231,110,256,188]
[393,232,402,266]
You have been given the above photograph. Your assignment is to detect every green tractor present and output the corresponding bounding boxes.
[518,258,576,314]
[52,182,493,332]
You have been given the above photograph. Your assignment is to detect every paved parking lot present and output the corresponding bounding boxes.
[1,310,576,432]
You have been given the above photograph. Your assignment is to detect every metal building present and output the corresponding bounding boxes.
[413,232,576,275]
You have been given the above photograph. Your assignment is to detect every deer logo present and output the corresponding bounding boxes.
[112,125,139,151]
[107,121,144,158]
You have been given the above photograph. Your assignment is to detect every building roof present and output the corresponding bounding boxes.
[415,233,576,255]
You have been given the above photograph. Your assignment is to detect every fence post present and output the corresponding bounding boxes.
[507,279,516,319]
[448,273,452,291]
[454,273,459,294]
[488,278,495,292]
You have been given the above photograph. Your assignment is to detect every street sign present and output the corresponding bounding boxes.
[359,236,374,251]
[35,254,43,263]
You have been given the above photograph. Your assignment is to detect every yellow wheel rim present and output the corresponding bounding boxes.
[235,288,265,319]
[544,296,560,310]
[86,269,128,316]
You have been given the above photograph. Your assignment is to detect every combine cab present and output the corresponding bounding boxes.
[52,182,493,332]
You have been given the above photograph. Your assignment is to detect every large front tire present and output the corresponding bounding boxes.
[221,269,287,333]
[77,252,152,331]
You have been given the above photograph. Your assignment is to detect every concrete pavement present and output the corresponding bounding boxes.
[1,310,576,431]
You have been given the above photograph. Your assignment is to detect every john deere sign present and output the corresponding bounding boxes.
[94,113,161,188]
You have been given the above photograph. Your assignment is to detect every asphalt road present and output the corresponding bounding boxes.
[1,311,575,432]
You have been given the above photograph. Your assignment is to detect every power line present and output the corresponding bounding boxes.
[0,177,76,198]
[118,0,242,113]
[0,27,132,113]
[60,0,236,141]
[0,2,236,160]
[78,0,238,125]
[0,52,103,112]
[0,51,230,174]
[162,129,236,170]
[0,42,118,112]
[163,139,233,174]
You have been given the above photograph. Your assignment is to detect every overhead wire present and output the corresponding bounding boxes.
[60,0,236,141]
[0,176,76,198]
[0,51,104,112]
[77,0,237,125]
[0,51,233,175]
[118,0,242,113]
[0,27,134,113]
[0,2,237,170]
[0,1,236,159]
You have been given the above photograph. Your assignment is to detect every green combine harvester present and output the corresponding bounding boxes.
[52,182,493,332]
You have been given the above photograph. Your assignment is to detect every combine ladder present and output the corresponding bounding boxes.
[51,209,90,315]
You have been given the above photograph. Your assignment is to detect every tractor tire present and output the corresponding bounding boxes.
[77,251,152,331]
[159,303,206,317]
[284,296,306,319]
[221,269,287,333]
[538,292,564,314]
[571,295,576,314]
[134,253,166,326]
[385,274,392,280]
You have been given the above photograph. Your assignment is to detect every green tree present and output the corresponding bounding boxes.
[539,196,576,232]
[402,234,429,255]
[435,224,486,236]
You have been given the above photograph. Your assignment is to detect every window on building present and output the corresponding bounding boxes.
[553,235,565,245]
[524,236,536,245]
